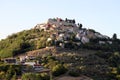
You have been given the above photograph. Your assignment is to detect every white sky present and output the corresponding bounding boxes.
[0,0,120,39]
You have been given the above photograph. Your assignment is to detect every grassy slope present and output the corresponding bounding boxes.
[0,29,50,58]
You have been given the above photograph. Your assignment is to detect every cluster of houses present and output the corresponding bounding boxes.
[35,18,77,31]
[4,56,50,73]
[35,18,112,48]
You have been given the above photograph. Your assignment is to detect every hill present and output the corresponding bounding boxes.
[0,18,120,58]
[0,18,120,79]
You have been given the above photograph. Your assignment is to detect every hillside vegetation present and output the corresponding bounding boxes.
[0,29,52,58]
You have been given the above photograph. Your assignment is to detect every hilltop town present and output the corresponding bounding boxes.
[0,18,120,80]
[35,18,111,48]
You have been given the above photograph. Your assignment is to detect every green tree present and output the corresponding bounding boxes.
[5,65,16,80]
[113,33,117,40]
[68,68,80,77]
[73,19,75,23]
[0,71,5,80]
[11,73,17,80]
[52,64,67,76]
[78,23,82,29]
[108,52,120,67]
[40,73,50,80]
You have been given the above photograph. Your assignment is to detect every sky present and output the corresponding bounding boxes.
[0,0,120,40]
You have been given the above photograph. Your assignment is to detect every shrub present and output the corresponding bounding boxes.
[21,73,41,80]
[68,68,80,77]
[52,64,67,76]
[40,73,50,80]
[0,71,5,80]
[116,74,120,80]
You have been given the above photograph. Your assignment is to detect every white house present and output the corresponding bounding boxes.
[35,24,46,30]
[59,33,64,37]
[59,43,65,48]
[81,36,89,44]
[24,62,36,66]
[47,38,52,42]
[99,41,106,44]
[20,56,26,62]
[76,33,81,40]
[33,64,44,71]
[107,41,112,44]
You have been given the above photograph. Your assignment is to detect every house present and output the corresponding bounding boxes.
[57,35,64,41]
[81,36,89,44]
[47,38,52,42]
[76,33,81,40]
[59,33,64,37]
[33,64,44,71]
[24,62,36,66]
[19,56,28,62]
[95,33,103,38]
[27,56,36,60]
[86,30,96,39]
[59,43,65,48]
[20,56,26,62]
[99,41,106,44]
[103,35,109,39]
[107,41,112,44]
[4,58,17,64]
[65,18,75,24]
[34,66,50,73]
[35,24,46,31]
